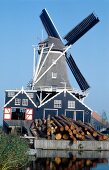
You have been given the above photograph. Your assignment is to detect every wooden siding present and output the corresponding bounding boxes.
[35,91,91,122]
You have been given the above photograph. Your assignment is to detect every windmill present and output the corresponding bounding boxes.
[3,9,100,134]
[32,9,99,97]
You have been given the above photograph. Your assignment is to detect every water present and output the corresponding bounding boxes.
[23,150,109,170]
[26,158,109,170]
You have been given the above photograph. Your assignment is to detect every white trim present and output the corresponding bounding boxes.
[33,46,44,83]
[65,109,75,119]
[5,89,38,92]
[4,89,22,107]
[4,88,37,108]
[5,90,20,92]
[67,91,92,112]
[27,92,34,99]
[83,111,85,122]
[4,107,12,114]
[38,90,63,108]
[65,109,84,122]
[4,107,12,120]
[23,90,37,108]
[32,45,36,80]
[7,91,15,97]
[36,93,40,102]
[39,91,42,105]
[43,108,58,118]
[68,100,75,108]
[54,99,62,108]
[76,110,84,122]
[50,51,62,54]
[41,93,51,103]
[5,87,88,97]
[4,114,11,120]
[38,90,92,111]
[35,43,54,80]
[25,114,32,120]
[26,108,33,115]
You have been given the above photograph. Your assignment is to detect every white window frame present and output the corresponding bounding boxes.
[15,98,21,105]
[65,109,84,122]
[43,108,58,119]
[8,91,15,97]
[54,100,62,108]
[27,93,34,98]
[52,72,57,79]
[68,100,75,108]
[22,99,28,106]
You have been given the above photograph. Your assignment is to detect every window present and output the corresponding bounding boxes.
[52,59,56,65]
[15,98,21,105]
[68,100,75,108]
[54,100,62,108]
[8,91,15,97]
[27,93,34,98]
[22,99,28,106]
[52,72,57,79]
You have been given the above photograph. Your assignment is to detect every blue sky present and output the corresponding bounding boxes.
[0,0,109,125]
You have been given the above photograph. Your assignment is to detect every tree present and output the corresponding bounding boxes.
[0,133,29,170]
[102,111,108,121]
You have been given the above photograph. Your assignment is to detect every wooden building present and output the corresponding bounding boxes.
[91,112,109,131]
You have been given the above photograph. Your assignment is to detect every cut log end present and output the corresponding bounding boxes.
[55,133,62,140]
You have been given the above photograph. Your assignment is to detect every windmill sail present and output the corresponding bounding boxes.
[38,9,99,92]
[64,13,99,46]
[65,52,90,91]
[40,9,61,39]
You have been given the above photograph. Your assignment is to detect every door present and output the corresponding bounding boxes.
[76,110,84,122]
[65,110,75,119]
[44,109,58,119]
[11,108,25,120]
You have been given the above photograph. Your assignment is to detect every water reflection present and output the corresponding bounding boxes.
[25,156,108,170]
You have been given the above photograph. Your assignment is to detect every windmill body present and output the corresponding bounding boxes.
[33,36,72,92]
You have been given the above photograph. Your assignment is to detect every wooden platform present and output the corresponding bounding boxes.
[34,139,109,151]
[29,149,109,158]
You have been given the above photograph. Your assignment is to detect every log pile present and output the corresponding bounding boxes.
[30,115,108,141]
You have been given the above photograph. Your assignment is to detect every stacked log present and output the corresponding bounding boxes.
[30,115,108,141]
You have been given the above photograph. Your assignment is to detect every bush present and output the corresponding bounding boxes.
[0,134,29,170]
[0,126,3,135]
